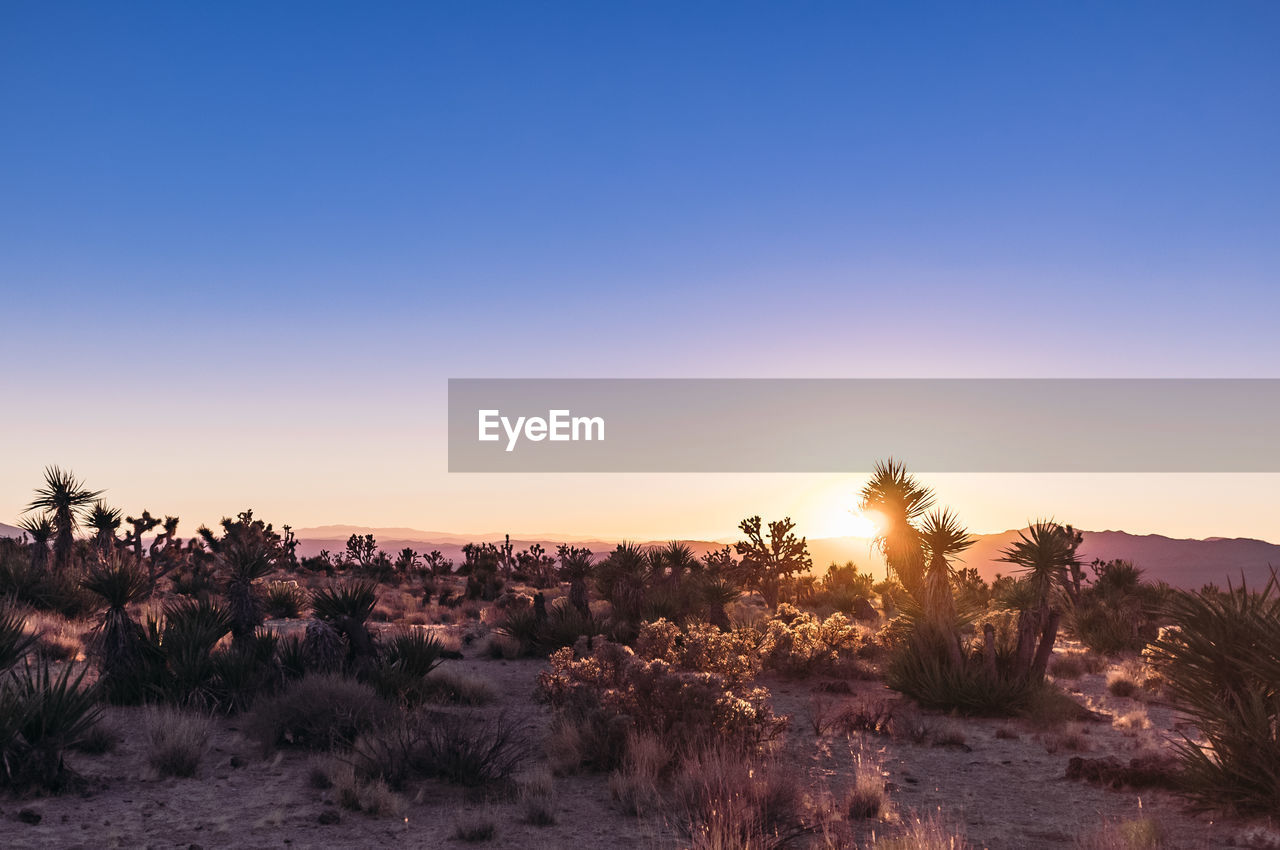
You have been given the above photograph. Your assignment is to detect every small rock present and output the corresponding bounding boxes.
[18,809,42,825]
[229,756,245,768]
[318,809,341,826]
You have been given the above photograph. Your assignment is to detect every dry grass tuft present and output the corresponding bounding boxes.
[146,707,212,778]
[609,731,669,815]
[1075,815,1166,849]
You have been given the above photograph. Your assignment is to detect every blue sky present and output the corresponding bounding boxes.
[2,2,1278,539]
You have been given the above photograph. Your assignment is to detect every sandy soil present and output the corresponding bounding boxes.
[0,638,1269,850]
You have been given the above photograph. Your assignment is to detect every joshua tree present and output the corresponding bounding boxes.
[859,459,933,596]
[145,515,182,591]
[517,543,557,588]
[85,501,123,554]
[25,466,103,572]
[394,547,421,573]
[18,514,54,574]
[556,545,595,616]
[733,516,812,609]
[345,533,378,568]
[124,510,162,561]
[918,508,974,669]
[997,520,1083,683]
[200,510,286,647]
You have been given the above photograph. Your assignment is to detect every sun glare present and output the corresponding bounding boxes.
[826,507,881,539]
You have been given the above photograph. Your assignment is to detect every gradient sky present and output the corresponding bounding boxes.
[2,2,1278,543]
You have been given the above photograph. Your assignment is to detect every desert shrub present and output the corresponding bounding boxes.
[418,669,497,705]
[675,749,809,850]
[1146,577,1280,814]
[452,810,497,842]
[265,581,307,619]
[537,641,786,771]
[758,604,865,676]
[876,813,972,849]
[419,710,530,787]
[160,596,232,705]
[634,618,760,685]
[319,756,404,816]
[845,753,886,819]
[609,730,670,815]
[0,660,102,791]
[146,706,212,778]
[370,629,447,704]
[248,673,393,751]
[351,709,530,788]
[206,632,283,712]
[520,767,557,825]
[1050,653,1087,679]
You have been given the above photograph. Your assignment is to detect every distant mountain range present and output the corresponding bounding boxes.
[290,525,1279,591]
[2,522,1274,590]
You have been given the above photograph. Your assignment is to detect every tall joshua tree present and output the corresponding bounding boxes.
[918,508,974,668]
[733,516,812,609]
[998,520,1083,683]
[859,459,933,596]
[25,466,103,572]
[85,501,123,554]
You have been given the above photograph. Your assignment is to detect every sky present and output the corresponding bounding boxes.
[2,2,1278,543]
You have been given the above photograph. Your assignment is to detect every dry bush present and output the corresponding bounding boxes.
[758,604,867,677]
[350,710,530,789]
[675,748,809,850]
[1075,815,1166,849]
[537,641,787,771]
[545,718,585,776]
[1114,708,1151,732]
[452,808,497,842]
[834,697,893,737]
[845,752,886,820]
[146,706,212,778]
[874,812,971,849]
[520,767,557,826]
[1050,653,1087,679]
[994,725,1020,740]
[419,669,497,705]
[319,756,404,816]
[1107,667,1139,698]
[247,673,393,751]
[930,723,968,749]
[609,731,670,815]
[1043,723,1092,755]
[635,619,761,685]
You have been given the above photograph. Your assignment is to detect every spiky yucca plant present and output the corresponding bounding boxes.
[312,580,379,665]
[83,552,158,703]
[1148,576,1280,814]
[0,660,101,790]
[25,466,103,573]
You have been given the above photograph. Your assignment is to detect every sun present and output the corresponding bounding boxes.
[816,506,882,539]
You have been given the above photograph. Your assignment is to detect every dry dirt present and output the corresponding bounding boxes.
[0,636,1272,850]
